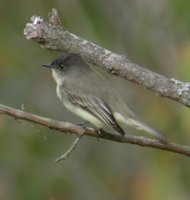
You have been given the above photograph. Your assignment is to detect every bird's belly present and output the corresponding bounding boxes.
[63,100,104,129]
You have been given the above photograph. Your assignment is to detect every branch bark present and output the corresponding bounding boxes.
[0,104,190,157]
[23,8,190,108]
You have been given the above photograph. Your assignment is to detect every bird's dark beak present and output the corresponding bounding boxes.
[41,64,53,68]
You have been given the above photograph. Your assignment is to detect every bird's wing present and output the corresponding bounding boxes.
[66,92,125,135]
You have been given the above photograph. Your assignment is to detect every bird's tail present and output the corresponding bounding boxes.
[125,117,168,144]
[114,111,168,143]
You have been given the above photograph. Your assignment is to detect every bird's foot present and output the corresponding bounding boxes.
[94,128,106,141]
[77,121,89,128]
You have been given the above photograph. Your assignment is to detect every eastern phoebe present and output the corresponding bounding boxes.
[42,53,167,143]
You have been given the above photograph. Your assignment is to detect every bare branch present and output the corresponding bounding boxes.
[23,8,190,108]
[0,103,190,157]
[55,135,83,162]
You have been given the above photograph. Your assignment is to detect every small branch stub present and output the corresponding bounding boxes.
[55,135,83,162]
[48,8,62,28]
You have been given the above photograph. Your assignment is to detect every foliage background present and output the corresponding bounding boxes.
[0,0,190,199]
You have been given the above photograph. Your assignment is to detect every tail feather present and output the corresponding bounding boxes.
[114,112,167,144]
[126,118,168,144]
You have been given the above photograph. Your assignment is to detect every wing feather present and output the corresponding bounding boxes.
[67,92,125,135]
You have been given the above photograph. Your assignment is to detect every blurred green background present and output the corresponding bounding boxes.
[0,0,190,199]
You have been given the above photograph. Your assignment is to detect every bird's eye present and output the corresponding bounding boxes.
[59,64,64,69]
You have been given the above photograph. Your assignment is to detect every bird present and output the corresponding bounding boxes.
[42,53,167,143]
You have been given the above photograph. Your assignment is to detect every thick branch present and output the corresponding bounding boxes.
[0,103,190,157]
[23,8,190,107]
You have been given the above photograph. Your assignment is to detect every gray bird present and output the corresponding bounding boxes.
[42,53,167,143]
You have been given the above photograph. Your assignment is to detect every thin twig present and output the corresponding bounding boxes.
[0,103,190,158]
[55,135,83,162]
[23,8,190,108]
